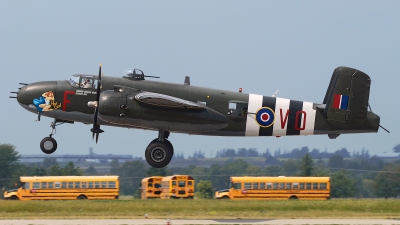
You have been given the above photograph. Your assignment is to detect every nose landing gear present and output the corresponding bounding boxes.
[145,130,174,168]
[39,119,71,154]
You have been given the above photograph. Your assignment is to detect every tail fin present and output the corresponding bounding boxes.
[323,67,371,127]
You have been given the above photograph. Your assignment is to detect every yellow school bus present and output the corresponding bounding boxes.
[225,176,330,200]
[160,175,195,199]
[141,176,163,199]
[3,176,119,200]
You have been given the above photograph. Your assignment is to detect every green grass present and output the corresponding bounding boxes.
[1,199,399,219]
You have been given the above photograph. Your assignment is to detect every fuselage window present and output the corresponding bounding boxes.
[228,102,248,116]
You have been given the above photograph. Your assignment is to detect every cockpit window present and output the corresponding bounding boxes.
[80,77,94,89]
[68,75,97,89]
[69,75,80,87]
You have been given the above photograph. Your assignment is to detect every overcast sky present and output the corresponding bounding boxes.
[1,1,399,158]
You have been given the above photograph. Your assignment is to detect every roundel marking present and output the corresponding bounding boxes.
[255,107,275,128]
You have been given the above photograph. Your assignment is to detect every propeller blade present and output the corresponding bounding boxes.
[91,63,104,143]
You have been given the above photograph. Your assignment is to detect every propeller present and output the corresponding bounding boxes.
[90,64,104,143]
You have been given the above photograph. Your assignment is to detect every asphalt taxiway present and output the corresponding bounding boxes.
[0,219,400,224]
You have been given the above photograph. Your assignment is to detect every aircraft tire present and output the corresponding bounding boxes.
[150,138,174,159]
[145,141,173,168]
[40,137,57,154]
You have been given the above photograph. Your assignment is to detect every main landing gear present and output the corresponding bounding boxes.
[39,119,68,154]
[145,130,174,168]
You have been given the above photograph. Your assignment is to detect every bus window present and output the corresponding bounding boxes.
[244,183,252,189]
[95,182,100,188]
[306,183,311,189]
[48,182,53,189]
[42,182,47,189]
[320,183,327,190]
[300,183,304,189]
[260,183,265,189]
[233,183,242,189]
[148,183,153,188]
[81,182,87,188]
[172,181,176,187]
[62,182,67,188]
[102,182,107,188]
[75,182,81,188]
[33,182,40,189]
[68,182,74,189]
[109,181,116,188]
[313,183,318,189]
[155,183,162,188]
[188,181,193,187]
[253,183,259,189]
[273,183,278,189]
[178,181,186,187]
[293,183,299,189]
[279,183,285,189]
[89,182,93,188]
[266,183,272,189]
[24,182,30,189]
[55,182,61,189]
[286,183,292,189]
[162,181,169,189]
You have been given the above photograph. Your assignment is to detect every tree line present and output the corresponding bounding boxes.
[213,146,380,159]
[1,143,400,199]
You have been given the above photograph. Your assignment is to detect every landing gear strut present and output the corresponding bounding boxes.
[145,130,174,168]
[39,119,68,154]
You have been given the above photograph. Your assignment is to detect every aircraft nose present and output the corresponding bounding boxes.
[16,84,28,105]
[16,81,58,107]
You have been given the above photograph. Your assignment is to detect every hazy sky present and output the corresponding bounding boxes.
[1,1,399,158]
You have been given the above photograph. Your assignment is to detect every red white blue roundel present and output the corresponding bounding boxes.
[255,107,275,127]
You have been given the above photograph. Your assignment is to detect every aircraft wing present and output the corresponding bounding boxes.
[135,92,205,109]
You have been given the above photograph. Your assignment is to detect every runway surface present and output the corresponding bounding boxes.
[0,219,400,224]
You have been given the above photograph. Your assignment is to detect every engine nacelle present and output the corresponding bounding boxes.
[98,90,229,133]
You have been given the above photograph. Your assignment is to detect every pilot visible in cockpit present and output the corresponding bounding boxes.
[81,78,92,88]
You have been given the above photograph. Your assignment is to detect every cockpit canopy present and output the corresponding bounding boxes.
[68,74,98,89]
[123,68,145,80]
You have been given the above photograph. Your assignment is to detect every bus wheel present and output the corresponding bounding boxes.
[77,195,87,200]
[221,196,230,199]
[10,196,19,200]
[289,195,298,200]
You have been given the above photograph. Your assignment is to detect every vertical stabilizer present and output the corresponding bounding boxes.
[323,67,371,127]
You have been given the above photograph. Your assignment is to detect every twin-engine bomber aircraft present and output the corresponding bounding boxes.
[11,66,386,168]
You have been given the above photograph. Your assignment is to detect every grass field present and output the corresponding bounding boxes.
[1,199,400,219]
